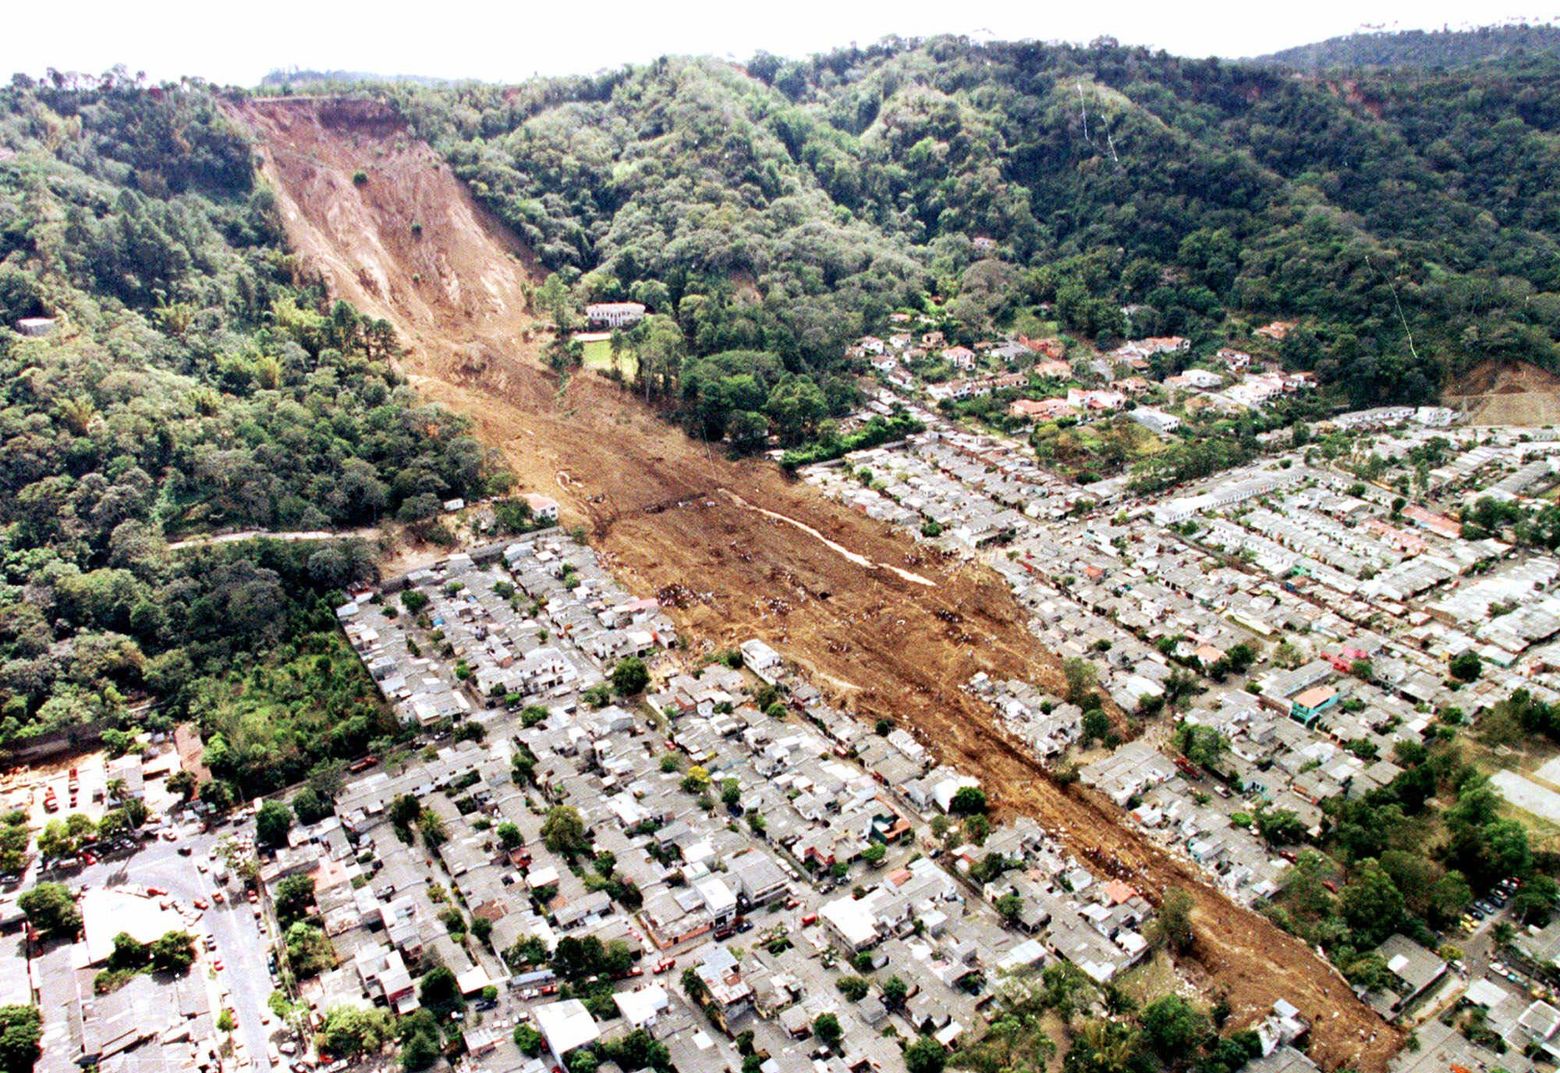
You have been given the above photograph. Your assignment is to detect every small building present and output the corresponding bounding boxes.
[523,493,560,524]
[535,999,601,1066]
[1009,398,1079,423]
[15,317,55,337]
[585,302,647,329]
[740,638,783,683]
[942,346,977,370]
[1289,685,1339,727]
[1128,408,1181,435]
[1366,935,1447,1018]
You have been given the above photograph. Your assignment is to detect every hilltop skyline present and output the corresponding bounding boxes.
[1,0,1554,85]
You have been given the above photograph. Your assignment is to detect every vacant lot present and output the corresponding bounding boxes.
[580,336,639,382]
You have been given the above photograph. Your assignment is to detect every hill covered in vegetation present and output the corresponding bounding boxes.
[379,35,1559,430]
[1254,23,1560,70]
[0,72,506,790]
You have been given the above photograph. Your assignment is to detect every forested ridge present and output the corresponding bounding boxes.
[1254,24,1560,70]
[0,72,505,789]
[373,35,1560,420]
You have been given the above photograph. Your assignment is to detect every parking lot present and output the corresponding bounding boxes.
[76,818,281,1071]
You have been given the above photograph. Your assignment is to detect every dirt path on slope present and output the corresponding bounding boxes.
[233,97,1399,1070]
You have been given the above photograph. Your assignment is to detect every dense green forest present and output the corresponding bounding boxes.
[377,36,1560,428]
[0,72,504,787]
[1254,24,1560,70]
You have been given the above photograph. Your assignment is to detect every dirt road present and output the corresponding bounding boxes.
[233,97,1399,1071]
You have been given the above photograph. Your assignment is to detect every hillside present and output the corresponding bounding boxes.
[0,75,504,789]
[374,35,1560,427]
[1254,23,1560,69]
[233,94,1402,1072]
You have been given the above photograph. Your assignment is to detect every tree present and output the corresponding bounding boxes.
[1081,708,1111,743]
[881,975,909,1010]
[813,1013,843,1049]
[904,1036,947,1073]
[167,769,197,801]
[284,922,335,976]
[399,1009,442,1072]
[612,656,650,696]
[1513,876,1560,925]
[1063,658,1098,704]
[542,806,591,858]
[292,786,332,825]
[256,800,293,849]
[836,975,870,1001]
[1141,995,1209,1058]
[389,793,423,838]
[419,965,460,1010]
[0,1006,40,1073]
[949,786,988,816]
[320,1006,395,1058]
[1449,651,1482,682]
[1339,859,1405,948]
[1255,809,1306,846]
[514,1025,543,1056]
[217,1009,236,1034]
[19,883,79,939]
[496,822,523,850]
[1155,887,1195,953]
[149,931,196,974]
[274,874,317,927]
[1177,724,1229,770]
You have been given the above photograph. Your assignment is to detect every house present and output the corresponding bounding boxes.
[1167,369,1223,390]
[1066,389,1126,413]
[14,317,56,337]
[692,946,755,1033]
[1034,360,1073,380]
[942,346,977,370]
[1290,686,1339,727]
[728,852,789,907]
[740,639,783,683]
[535,1000,601,1065]
[355,943,419,1013]
[523,493,560,524]
[1366,935,1448,1018]
[990,341,1033,365]
[1129,408,1181,435]
[1255,320,1297,341]
[614,985,671,1030]
[820,893,884,952]
[585,302,646,329]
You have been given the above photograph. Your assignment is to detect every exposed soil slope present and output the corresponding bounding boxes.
[234,97,1398,1070]
[1446,361,1560,426]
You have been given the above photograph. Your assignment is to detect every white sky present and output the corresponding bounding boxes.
[2,0,1554,85]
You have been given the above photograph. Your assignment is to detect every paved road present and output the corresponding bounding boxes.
[79,822,279,1070]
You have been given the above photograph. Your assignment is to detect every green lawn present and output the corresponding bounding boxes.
[581,338,638,383]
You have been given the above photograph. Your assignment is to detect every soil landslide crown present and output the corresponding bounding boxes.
[233,96,1400,1071]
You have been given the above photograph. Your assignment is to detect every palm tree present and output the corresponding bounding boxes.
[56,394,97,435]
